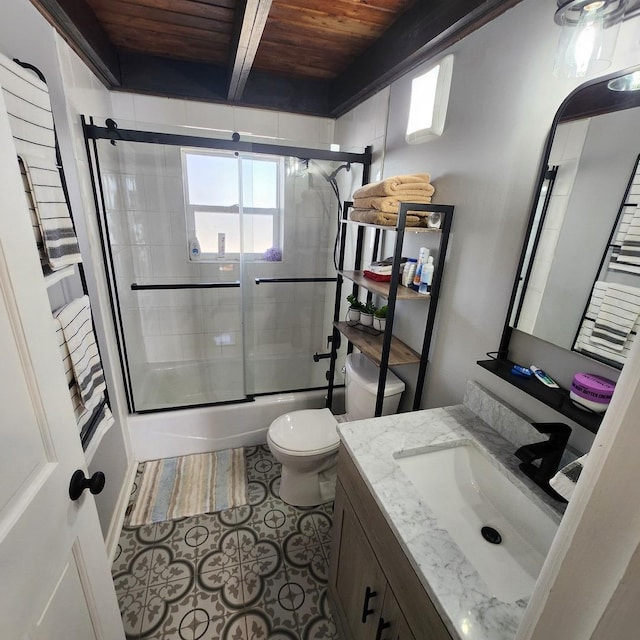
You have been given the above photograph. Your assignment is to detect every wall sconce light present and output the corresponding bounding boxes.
[608,69,640,90]
[553,0,628,78]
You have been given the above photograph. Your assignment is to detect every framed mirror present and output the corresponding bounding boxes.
[502,64,640,372]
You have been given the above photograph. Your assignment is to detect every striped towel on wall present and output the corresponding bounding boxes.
[0,52,81,270]
[590,283,640,352]
[20,154,81,269]
[610,160,640,274]
[53,314,114,444]
[54,296,106,412]
[18,156,46,265]
[573,282,639,366]
[617,205,640,267]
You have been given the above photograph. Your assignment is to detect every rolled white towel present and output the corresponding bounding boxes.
[549,454,588,501]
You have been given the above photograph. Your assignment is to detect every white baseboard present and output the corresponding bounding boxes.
[105,459,138,561]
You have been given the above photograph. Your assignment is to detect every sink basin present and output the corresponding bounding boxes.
[395,443,558,602]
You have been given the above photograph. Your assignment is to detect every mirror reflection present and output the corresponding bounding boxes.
[511,68,640,370]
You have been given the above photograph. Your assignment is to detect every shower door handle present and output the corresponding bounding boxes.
[254,277,336,284]
[131,281,241,290]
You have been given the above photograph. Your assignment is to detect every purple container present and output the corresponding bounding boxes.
[570,373,616,412]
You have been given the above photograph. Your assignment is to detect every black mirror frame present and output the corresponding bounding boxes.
[498,62,640,361]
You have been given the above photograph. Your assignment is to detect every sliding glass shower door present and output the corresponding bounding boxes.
[243,156,345,395]
[86,120,365,412]
[99,137,248,411]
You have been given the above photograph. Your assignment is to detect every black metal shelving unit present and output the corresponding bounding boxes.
[326,200,454,416]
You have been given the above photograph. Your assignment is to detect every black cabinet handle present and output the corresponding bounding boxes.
[361,586,377,623]
[376,616,391,640]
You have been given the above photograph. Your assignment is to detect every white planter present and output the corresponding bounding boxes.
[360,312,373,327]
[347,307,360,323]
[373,317,386,332]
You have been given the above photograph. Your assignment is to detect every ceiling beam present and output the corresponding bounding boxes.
[227,0,273,101]
[329,0,522,117]
[29,0,121,87]
[119,51,331,117]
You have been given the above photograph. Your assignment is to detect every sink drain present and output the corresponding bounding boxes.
[481,526,502,544]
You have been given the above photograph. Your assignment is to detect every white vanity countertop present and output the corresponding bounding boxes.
[337,403,565,640]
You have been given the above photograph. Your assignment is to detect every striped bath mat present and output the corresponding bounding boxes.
[129,449,247,526]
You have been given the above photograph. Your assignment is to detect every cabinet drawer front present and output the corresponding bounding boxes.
[336,446,453,640]
[330,479,387,640]
[381,585,417,640]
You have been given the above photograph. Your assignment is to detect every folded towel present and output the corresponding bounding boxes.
[0,53,55,157]
[18,157,46,265]
[54,296,106,411]
[352,195,433,213]
[610,206,640,274]
[590,283,640,352]
[353,174,434,199]
[617,205,640,266]
[549,454,588,501]
[81,400,114,449]
[54,317,101,435]
[574,283,637,366]
[20,155,81,270]
[350,208,422,227]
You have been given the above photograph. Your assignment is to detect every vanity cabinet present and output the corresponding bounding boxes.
[327,201,454,415]
[329,445,452,640]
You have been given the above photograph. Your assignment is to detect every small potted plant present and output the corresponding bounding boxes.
[360,300,376,327]
[373,305,388,332]
[346,294,363,324]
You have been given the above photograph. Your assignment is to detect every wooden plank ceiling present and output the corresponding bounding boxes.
[30,0,522,117]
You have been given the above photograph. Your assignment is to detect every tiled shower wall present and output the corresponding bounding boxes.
[98,96,355,402]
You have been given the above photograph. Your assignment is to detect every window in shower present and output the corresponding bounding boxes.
[182,150,283,260]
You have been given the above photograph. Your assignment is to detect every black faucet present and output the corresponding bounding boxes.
[514,422,572,502]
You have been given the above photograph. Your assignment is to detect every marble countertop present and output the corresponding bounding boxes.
[336,391,565,640]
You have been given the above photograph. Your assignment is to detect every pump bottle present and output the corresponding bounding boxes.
[418,256,434,294]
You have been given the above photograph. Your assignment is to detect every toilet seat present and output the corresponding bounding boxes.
[268,408,339,456]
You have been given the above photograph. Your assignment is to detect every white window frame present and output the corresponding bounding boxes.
[181,148,284,261]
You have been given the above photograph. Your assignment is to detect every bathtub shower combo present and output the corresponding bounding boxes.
[83,118,371,454]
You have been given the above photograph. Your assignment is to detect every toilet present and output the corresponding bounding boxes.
[267,353,405,506]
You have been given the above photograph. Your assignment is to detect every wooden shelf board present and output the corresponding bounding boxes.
[339,270,428,300]
[334,321,421,366]
[341,219,441,233]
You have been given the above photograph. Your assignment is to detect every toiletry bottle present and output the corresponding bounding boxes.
[412,247,429,290]
[418,256,434,294]
[403,258,417,287]
[188,237,201,260]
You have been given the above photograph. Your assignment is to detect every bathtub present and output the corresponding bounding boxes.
[128,388,344,462]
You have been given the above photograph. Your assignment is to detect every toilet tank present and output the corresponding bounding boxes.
[345,353,405,419]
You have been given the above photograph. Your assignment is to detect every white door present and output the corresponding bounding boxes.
[0,89,124,637]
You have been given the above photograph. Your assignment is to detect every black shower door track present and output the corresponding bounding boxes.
[82,119,372,166]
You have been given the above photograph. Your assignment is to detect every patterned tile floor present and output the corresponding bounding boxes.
[112,445,341,639]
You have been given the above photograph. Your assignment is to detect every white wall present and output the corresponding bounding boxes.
[336,0,640,447]
[0,0,133,551]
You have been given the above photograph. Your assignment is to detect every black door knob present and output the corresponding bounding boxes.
[69,469,105,500]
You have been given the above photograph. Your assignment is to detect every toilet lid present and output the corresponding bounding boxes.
[269,408,339,454]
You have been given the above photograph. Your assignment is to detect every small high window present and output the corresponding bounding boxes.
[182,149,283,260]
[406,54,454,144]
